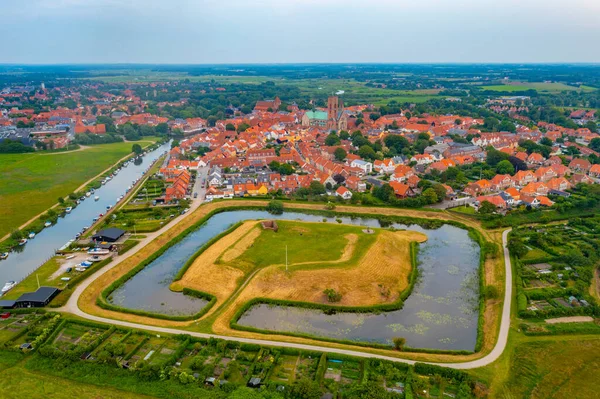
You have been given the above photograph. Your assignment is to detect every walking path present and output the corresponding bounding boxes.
[59,212,513,370]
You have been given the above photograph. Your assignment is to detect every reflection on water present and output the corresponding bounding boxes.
[110,210,480,350]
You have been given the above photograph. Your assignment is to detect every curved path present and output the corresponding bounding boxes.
[59,215,512,370]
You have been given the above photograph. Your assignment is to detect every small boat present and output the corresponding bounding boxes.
[94,196,99,201]
[18,239,27,246]
[65,207,72,214]
[65,255,75,260]
[60,277,71,282]
[28,232,35,239]
[81,261,93,267]
[1,281,16,294]
[76,200,81,204]
[87,248,110,255]
[75,266,86,272]
[0,253,8,260]
[44,221,52,227]
[75,233,81,239]
[90,188,95,194]
[85,192,91,197]
[86,256,102,262]
[106,205,112,210]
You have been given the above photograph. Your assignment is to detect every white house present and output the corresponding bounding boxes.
[335,186,353,200]
[350,159,373,174]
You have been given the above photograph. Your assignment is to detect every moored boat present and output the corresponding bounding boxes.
[1,281,16,294]
[44,221,52,227]
[94,196,99,201]
[28,232,35,239]
[0,253,8,260]
[65,207,72,213]
[18,239,28,246]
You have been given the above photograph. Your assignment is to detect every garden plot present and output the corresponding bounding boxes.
[121,333,148,357]
[90,330,129,359]
[249,348,275,381]
[295,354,319,381]
[324,358,363,385]
[51,323,107,352]
[147,338,183,366]
[0,313,45,343]
[127,335,167,365]
[269,354,299,384]
[413,375,460,398]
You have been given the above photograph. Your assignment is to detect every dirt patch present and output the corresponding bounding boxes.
[545,316,594,324]
[221,226,262,263]
[171,221,260,315]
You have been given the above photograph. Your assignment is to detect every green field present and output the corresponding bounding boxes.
[2,257,66,300]
[230,220,378,270]
[0,367,153,399]
[0,141,152,238]
[480,82,596,93]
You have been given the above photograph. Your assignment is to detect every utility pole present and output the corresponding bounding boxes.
[36,274,40,289]
[285,245,288,272]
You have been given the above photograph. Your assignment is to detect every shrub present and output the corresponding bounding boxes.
[266,200,284,215]
[393,337,406,351]
[323,288,342,303]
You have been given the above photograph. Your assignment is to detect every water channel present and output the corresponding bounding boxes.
[108,210,480,351]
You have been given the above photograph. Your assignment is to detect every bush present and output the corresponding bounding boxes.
[323,288,342,303]
[393,337,406,351]
[266,200,284,215]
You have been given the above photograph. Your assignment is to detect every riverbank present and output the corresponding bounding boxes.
[0,139,162,244]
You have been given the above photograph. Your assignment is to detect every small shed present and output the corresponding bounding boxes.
[247,377,261,388]
[92,228,125,243]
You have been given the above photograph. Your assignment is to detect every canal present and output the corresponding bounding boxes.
[109,210,481,351]
[0,141,171,284]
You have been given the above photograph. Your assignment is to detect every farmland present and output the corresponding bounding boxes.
[480,82,596,93]
[0,142,143,238]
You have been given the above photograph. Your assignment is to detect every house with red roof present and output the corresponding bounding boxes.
[568,158,591,172]
[335,186,353,200]
[389,181,415,198]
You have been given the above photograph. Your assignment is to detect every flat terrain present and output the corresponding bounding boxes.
[473,335,600,399]
[0,142,139,238]
[480,82,596,93]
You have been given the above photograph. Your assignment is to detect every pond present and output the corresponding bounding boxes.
[108,210,480,350]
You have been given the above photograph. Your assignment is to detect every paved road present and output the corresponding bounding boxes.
[59,211,513,369]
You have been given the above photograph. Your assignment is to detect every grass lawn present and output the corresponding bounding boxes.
[470,331,600,399]
[521,247,551,261]
[0,367,154,399]
[0,142,143,238]
[230,220,376,270]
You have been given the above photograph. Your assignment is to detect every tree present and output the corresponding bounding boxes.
[324,288,342,302]
[334,147,347,162]
[373,184,395,202]
[486,147,509,166]
[392,337,406,351]
[478,201,496,214]
[309,181,326,195]
[287,379,322,399]
[324,132,341,146]
[266,200,284,215]
[333,174,345,185]
[237,122,250,133]
[57,197,65,204]
[589,137,600,152]
[155,122,169,134]
[131,143,143,154]
[422,188,438,204]
[358,145,376,160]
[225,123,236,131]
[496,159,515,175]
[540,137,553,146]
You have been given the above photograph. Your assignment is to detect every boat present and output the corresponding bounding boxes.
[75,266,86,272]
[18,239,27,246]
[106,205,112,210]
[60,277,71,282]
[86,256,103,262]
[44,221,52,227]
[94,196,99,201]
[0,253,8,260]
[65,255,75,260]
[28,232,35,239]
[81,261,93,267]
[87,248,110,255]
[1,281,16,294]
[65,207,72,214]
[85,192,91,197]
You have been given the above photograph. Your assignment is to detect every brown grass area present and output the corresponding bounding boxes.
[220,224,262,263]
[171,221,259,312]
[76,199,505,362]
[210,230,426,334]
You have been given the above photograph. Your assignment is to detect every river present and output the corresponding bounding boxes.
[0,141,171,284]
[108,210,481,351]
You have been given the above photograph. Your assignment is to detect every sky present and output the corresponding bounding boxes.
[1,0,599,64]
